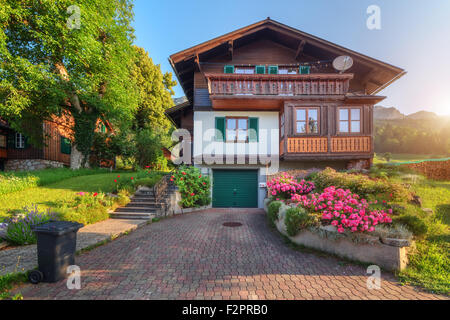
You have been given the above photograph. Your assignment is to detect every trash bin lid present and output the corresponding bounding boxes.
[32,221,84,235]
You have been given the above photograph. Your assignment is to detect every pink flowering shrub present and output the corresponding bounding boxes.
[267,174,315,200]
[293,186,392,233]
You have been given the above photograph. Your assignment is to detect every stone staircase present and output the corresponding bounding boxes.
[110,186,158,220]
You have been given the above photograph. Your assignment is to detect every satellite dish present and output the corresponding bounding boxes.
[333,56,353,73]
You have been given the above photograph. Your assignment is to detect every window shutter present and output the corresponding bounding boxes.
[300,65,311,74]
[215,117,225,141]
[60,136,71,155]
[268,65,278,75]
[7,133,15,149]
[255,65,266,74]
[224,65,234,74]
[248,118,259,142]
[24,136,30,149]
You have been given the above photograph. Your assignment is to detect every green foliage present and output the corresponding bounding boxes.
[135,128,168,169]
[392,214,428,237]
[313,168,410,201]
[131,46,176,132]
[4,206,54,245]
[383,152,392,162]
[172,166,211,208]
[374,120,450,155]
[0,272,28,300]
[57,192,112,225]
[399,241,450,295]
[0,0,139,166]
[285,207,312,237]
[267,201,282,227]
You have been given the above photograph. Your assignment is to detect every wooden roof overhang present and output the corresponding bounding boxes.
[169,18,405,104]
[165,101,192,128]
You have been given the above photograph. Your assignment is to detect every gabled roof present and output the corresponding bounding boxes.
[169,18,405,103]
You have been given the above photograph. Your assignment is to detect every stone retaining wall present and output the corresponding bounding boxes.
[5,159,65,171]
[265,199,413,271]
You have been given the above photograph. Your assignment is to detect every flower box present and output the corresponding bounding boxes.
[268,201,413,271]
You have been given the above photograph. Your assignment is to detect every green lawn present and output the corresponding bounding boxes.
[374,153,449,164]
[395,178,450,294]
[0,171,163,222]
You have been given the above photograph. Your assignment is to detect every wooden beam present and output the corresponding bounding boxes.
[295,40,306,60]
[226,40,233,60]
[194,54,202,73]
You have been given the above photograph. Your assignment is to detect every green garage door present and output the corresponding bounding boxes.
[213,170,258,208]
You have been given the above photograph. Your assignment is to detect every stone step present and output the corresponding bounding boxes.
[132,195,156,200]
[127,201,159,207]
[135,190,154,196]
[115,206,157,213]
[110,212,155,220]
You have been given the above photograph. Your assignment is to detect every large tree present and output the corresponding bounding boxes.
[0,0,138,168]
[131,45,176,132]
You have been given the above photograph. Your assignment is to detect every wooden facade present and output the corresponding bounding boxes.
[167,18,405,167]
[0,112,113,170]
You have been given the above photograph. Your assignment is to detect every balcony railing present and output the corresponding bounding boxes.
[281,136,372,154]
[205,73,353,96]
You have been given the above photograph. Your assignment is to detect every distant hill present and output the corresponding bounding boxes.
[374,106,405,120]
[406,111,439,120]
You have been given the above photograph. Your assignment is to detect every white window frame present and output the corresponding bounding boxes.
[15,133,25,149]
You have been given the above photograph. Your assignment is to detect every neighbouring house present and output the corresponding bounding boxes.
[165,18,405,208]
[0,111,113,171]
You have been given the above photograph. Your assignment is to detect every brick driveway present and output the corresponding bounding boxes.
[18,209,445,300]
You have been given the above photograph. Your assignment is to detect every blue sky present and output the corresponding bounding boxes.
[132,0,450,116]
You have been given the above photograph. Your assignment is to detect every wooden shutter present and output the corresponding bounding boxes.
[268,65,278,75]
[248,118,259,142]
[224,65,234,74]
[60,136,71,154]
[215,117,225,141]
[7,133,15,149]
[300,65,311,74]
[255,65,266,74]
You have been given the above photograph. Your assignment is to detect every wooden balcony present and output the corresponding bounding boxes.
[206,73,353,97]
[281,136,372,159]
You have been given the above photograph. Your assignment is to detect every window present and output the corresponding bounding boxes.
[15,133,25,149]
[339,108,361,133]
[295,108,319,134]
[255,65,266,74]
[235,67,254,74]
[279,67,298,75]
[224,65,234,74]
[268,65,279,74]
[0,135,6,148]
[226,118,248,142]
[300,65,311,74]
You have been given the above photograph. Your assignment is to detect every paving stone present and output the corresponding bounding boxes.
[13,209,447,300]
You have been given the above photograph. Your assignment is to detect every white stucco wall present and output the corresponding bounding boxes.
[193,111,279,161]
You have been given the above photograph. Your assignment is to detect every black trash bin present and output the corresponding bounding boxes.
[30,221,83,284]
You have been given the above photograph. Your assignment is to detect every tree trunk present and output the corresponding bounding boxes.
[70,144,84,169]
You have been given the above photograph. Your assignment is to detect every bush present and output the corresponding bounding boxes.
[392,214,428,237]
[294,186,393,234]
[285,207,312,237]
[267,201,282,227]
[57,192,113,225]
[3,206,55,245]
[313,168,410,201]
[172,166,211,208]
[267,173,315,200]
